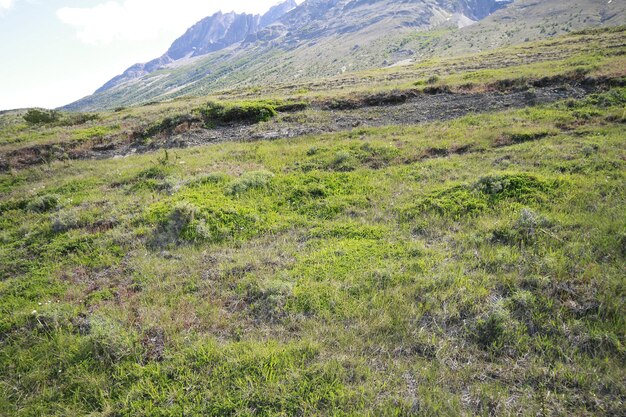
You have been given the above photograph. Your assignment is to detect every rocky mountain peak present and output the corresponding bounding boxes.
[96,0,297,93]
[261,0,299,27]
[166,12,260,60]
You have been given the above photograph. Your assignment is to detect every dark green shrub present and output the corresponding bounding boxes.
[23,109,59,125]
[137,114,199,139]
[51,208,83,233]
[329,150,357,172]
[90,317,143,365]
[149,200,263,246]
[135,165,171,180]
[274,102,308,112]
[414,185,488,218]
[239,277,293,322]
[195,101,277,127]
[59,112,100,126]
[185,172,228,187]
[154,202,202,245]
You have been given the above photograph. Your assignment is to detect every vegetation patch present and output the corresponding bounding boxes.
[491,208,552,246]
[225,170,274,196]
[23,109,99,126]
[72,125,117,141]
[494,130,554,147]
[23,109,60,125]
[195,101,278,127]
[133,114,200,140]
[26,194,60,213]
[403,173,557,219]
[148,199,268,246]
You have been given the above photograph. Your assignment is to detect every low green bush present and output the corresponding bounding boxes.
[59,112,100,126]
[185,172,228,187]
[402,174,557,219]
[137,114,199,139]
[26,194,60,213]
[23,109,59,125]
[149,198,266,246]
[23,109,99,126]
[195,101,277,127]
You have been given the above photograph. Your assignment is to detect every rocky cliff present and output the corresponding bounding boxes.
[97,0,297,93]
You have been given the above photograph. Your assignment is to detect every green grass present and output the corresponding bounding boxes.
[0,85,624,415]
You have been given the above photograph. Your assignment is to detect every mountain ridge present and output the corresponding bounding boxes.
[66,0,625,111]
[96,0,298,94]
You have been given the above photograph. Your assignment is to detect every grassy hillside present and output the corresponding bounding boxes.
[1,28,625,415]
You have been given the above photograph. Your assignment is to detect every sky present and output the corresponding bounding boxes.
[0,0,299,110]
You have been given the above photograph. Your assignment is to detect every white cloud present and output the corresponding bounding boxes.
[0,0,15,13]
[57,0,298,45]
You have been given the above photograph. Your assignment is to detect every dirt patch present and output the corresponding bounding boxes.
[494,131,553,147]
[142,327,166,362]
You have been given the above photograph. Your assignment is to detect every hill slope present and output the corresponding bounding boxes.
[64,0,625,111]
[1,27,626,415]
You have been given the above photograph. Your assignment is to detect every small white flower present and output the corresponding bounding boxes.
[31,310,37,315]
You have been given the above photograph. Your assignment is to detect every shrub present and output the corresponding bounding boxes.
[402,174,555,220]
[26,194,60,213]
[195,101,277,127]
[494,130,552,146]
[511,208,549,243]
[51,208,83,233]
[138,114,199,139]
[59,112,100,126]
[150,199,263,246]
[167,202,199,236]
[274,102,308,112]
[26,304,75,334]
[239,277,293,322]
[406,185,488,219]
[72,126,113,141]
[472,174,554,202]
[136,165,171,180]
[23,109,59,125]
[474,310,509,349]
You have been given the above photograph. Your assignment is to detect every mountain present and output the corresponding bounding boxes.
[96,1,298,94]
[165,12,260,60]
[65,0,625,111]
[260,0,299,27]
